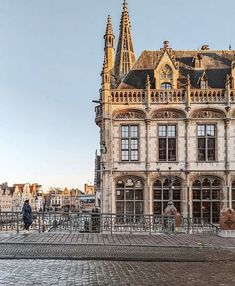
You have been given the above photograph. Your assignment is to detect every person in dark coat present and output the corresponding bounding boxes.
[22,200,32,231]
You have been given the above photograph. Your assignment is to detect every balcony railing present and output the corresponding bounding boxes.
[151,90,186,103]
[0,212,218,235]
[190,89,226,103]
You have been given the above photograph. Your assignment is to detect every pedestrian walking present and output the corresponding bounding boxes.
[22,199,32,231]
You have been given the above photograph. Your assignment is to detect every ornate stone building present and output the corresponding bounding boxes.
[95,0,235,223]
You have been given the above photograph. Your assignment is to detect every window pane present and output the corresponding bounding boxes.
[159,126,166,137]
[122,139,128,149]
[173,189,180,200]
[116,202,124,214]
[116,190,124,200]
[130,126,138,138]
[122,151,129,161]
[193,202,201,218]
[198,138,206,161]
[207,138,215,161]
[163,189,169,200]
[135,202,144,214]
[193,189,201,200]
[198,125,205,136]
[207,125,215,136]
[202,189,210,200]
[130,150,138,160]
[232,189,235,200]
[159,138,167,160]
[212,189,220,200]
[126,190,134,200]
[168,138,176,161]
[154,202,162,215]
[135,190,143,200]
[126,202,134,214]
[121,126,129,138]
[168,125,176,137]
[154,190,161,200]
[130,139,138,149]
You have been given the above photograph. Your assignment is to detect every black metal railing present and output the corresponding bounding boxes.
[0,212,219,235]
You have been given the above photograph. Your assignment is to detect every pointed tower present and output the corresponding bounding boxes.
[114,0,136,80]
[104,15,115,72]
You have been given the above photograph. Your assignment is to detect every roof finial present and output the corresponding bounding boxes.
[106,15,113,35]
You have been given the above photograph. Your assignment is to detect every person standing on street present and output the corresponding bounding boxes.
[22,199,32,231]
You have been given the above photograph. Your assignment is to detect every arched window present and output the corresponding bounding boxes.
[192,178,221,223]
[160,82,172,90]
[231,182,235,209]
[153,178,181,215]
[116,178,144,215]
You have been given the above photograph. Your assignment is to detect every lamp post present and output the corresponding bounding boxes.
[157,167,183,212]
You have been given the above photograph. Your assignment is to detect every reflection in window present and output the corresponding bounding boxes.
[160,82,172,89]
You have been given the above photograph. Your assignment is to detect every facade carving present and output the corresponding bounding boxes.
[94,1,235,223]
[114,111,145,119]
[152,110,185,119]
[191,110,225,119]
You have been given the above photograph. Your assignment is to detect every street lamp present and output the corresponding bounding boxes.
[157,167,183,213]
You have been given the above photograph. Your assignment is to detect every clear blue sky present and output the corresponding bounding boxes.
[0,0,234,191]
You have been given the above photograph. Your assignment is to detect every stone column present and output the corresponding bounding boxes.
[145,119,151,214]
[224,118,230,209]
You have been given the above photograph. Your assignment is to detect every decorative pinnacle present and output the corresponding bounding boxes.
[187,74,191,86]
[106,15,113,35]
[120,0,130,27]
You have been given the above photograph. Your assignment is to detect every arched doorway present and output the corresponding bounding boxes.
[116,178,144,215]
[192,177,221,223]
[153,177,181,215]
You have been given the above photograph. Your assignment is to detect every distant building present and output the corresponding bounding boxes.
[84,184,94,195]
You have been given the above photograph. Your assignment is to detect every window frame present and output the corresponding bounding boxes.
[157,124,177,162]
[197,124,216,162]
[120,124,139,162]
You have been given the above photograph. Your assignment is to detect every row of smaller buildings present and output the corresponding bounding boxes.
[0,183,96,213]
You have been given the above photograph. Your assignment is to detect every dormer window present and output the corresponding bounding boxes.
[198,71,208,89]
[161,82,172,90]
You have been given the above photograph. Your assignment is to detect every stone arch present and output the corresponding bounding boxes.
[113,109,146,120]
[151,108,186,119]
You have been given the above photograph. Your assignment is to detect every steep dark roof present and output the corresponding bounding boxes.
[119,50,235,89]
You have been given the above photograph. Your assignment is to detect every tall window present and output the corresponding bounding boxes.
[158,125,176,161]
[198,124,216,161]
[192,178,221,223]
[116,179,144,215]
[153,178,181,215]
[231,182,235,210]
[121,125,139,161]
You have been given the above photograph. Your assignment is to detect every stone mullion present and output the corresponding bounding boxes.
[224,118,230,209]
[145,119,151,214]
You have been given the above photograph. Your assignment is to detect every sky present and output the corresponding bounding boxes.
[0,0,235,191]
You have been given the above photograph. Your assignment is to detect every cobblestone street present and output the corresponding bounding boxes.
[0,232,234,285]
[0,259,234,286]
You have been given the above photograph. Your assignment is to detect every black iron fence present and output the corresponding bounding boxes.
[0,212,219,235]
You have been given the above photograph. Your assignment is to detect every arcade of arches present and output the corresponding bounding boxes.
[115,177,235,224]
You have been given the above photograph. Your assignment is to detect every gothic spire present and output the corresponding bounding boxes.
[114,0,136,80]
[104,15,115,72]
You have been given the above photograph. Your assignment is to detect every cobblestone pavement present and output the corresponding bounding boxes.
[0,243,234,261]
[0,259,234,286]
[0,232,234,248]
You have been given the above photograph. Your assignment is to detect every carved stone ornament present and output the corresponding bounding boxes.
[114,111,145,119]
[191,110,225,119]
[152,110,185,119]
